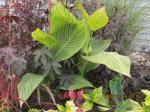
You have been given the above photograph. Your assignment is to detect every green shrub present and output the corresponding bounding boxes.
[17,2,131,109]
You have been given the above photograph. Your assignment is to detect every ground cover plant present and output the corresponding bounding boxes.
[0,0,149,112]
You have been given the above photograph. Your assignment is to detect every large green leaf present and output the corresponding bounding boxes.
[52,22,87,62]
[109,76,124,105]
[50,3,78,34]
[50,3,88,62]
[83,52,131,77]
[88,7,108,31]
[83,87,109,107]
[32,29,58,49]
[59,75,93,90]
[18,73,46,106]
[116,99,142,112]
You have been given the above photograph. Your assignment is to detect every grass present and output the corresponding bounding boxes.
[100,0,148,52]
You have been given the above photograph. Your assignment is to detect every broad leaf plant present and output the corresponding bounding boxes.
[18,1,131,107]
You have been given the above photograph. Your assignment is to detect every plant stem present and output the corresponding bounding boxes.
[42,84,57,106]
[37,88,41,106]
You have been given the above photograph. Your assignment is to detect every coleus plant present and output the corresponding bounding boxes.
[17,1,131,107]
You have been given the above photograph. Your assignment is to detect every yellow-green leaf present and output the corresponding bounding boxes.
[82,101,93,111]
[32,29,58,49]
[83,52,131,77]
[83,87,109,107]
[52,22,87,62]
[18,73,46,107]
[50,3,78,34]
[116,99,142,112]
[88,7,108,31]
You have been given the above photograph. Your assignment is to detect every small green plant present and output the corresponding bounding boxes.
[114,90,150,112]
[57,100,80,112]
[109,77,150,112]
[17,2,131,107]
[109,76,124,105]
[82,87,109,111]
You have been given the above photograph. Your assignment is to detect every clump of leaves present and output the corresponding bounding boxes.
[109,76,124,105]
[0,47,27,75]
[0,0,49,77]
[57,100,81,112]
[33,47,62,77]
[109,77,150,112]
[28,101,81,112]
[82,87,109,111]
[18,2,131,108]
[80,0,147,53]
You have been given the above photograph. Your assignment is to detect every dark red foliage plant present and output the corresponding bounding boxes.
[0,0,49,111]
[0,67,20,111]
[0,0,49,75]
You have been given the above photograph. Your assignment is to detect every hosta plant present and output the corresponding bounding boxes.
[18,2,131,107]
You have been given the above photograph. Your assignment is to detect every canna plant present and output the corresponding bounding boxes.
[18,1,131,107]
